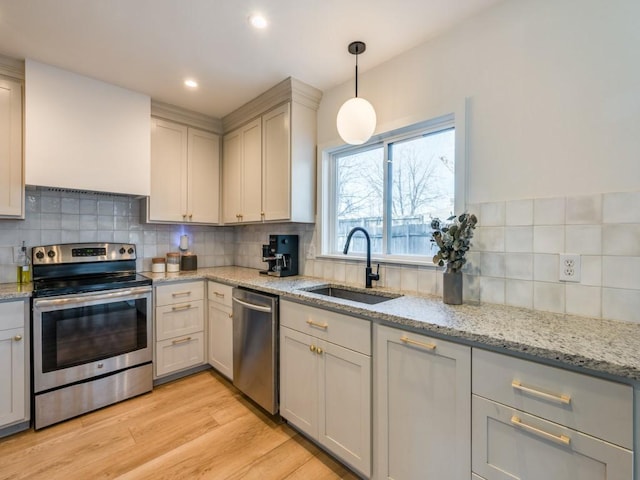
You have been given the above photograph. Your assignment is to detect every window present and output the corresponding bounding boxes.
[328,115,456,260]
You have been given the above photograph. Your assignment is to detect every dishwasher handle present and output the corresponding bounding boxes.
[232,296,273,313]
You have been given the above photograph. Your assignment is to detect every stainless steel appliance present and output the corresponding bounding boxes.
[31,242,153,429]
[260,234,298,277]
[231,287,278,414]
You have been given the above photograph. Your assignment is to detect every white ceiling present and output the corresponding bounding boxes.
[0,0,503,119]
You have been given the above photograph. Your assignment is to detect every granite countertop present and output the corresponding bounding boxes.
[146,266,640,383]
[5,266,640,383]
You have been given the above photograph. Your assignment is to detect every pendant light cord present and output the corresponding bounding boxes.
[355,54,359,98]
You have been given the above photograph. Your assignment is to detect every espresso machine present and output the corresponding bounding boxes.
[260,234,299,277]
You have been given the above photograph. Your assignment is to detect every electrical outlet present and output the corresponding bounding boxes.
[559,254,581,282]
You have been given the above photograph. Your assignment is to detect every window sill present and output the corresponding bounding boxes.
[315,253,440,269]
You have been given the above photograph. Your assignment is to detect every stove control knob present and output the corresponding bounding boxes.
[119,247,126,254]
[47,250,55,258]
[35,251,45,260]
[128,247,134,254]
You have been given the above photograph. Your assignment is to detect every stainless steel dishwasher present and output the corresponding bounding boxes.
[231,287,279,414]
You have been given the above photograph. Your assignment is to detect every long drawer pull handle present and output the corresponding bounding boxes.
[511,380,571,405]
[400,336,436,351]
[511,416,571,446]
[172,291,192,297]
[306,319,328,329]
[171,304,192,311]
[172,336,192,345]
[213,292,225,298]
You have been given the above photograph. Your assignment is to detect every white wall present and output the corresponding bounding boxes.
[312,0,640,322]
[317,0,640,204]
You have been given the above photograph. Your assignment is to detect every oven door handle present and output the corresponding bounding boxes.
[33,286,152,307]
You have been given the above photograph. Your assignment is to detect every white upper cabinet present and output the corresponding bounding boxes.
[25,59,150,196]
[0,76,23,218]
[221,77,321,224]
[147,118,220,224]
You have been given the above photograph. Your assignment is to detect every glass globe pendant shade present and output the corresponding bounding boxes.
[336,97,377,145]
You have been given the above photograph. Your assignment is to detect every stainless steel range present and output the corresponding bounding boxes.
[31,242,153,429]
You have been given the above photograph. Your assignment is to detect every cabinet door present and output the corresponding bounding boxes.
[374,325,471,480]
[0,77,23,218]
[208,302,233,380]
[262,103,291,221]
[318,339,371,478]
[188,128,220,224]
[222,128,242,223]
[280,326,318,438]
[472,395,632,480]
[149,118,188,222]
[0,327,26,426]
[155,301,204,341]
[241,118,263,222]
[155,331,205,377]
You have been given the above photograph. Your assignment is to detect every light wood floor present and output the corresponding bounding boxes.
[0,370,360,480]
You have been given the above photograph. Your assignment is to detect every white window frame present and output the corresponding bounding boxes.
[318,102,468,267]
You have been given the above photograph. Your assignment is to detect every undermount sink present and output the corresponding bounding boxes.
[304,285,401,305]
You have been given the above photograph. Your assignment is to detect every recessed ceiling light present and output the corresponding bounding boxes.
[249,13,268,29]
[184,79,198,88]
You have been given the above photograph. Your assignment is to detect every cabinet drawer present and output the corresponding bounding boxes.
[156,300,204,341]
[155,331,205,377]
[0,300,25,330]
[281,300,370,355]
[472,348,632,448]
[155,281,204,306]
[207,281,233,307]
[472,395,632,480]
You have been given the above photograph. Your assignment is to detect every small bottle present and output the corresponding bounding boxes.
[19,241,31,283]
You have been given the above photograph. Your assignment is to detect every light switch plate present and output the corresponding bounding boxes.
[559,254,581,282]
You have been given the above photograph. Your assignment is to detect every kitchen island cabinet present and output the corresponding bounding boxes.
[0,76,23,218]
[146,118,220,224]
[373,323,471,480]
[0,299,29,436]
[280,300,372,478]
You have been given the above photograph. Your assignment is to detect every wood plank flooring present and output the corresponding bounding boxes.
[0,370,360,480]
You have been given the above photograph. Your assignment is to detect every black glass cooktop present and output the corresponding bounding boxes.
[32,273,152,298]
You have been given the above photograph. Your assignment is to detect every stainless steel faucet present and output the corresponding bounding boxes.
[343,227,380,288]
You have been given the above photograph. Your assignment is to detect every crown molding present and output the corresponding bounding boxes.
[0,55,24,80]
[151,100,222,133]
[222,77,322,133]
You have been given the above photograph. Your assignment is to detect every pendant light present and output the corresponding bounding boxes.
[336,41,377,145]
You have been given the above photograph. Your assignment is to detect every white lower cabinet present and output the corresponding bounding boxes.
[472,395,632,480]
[472,349,633,480]
[373,324,471,480]
[154,281,205,378]
[207,281,233,380]
[0,300,29,430]
[280,300,371,478]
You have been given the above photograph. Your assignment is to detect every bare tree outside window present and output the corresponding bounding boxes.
[333,121,455,257]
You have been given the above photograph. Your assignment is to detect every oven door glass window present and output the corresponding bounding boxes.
[41,298,148,372]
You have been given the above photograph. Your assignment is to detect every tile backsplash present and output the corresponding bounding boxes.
[0,187,236,282]
[2,188,638,324]
[306,191,640,324]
